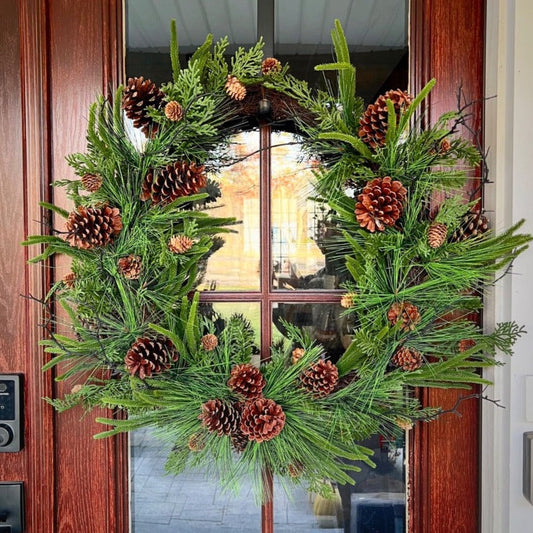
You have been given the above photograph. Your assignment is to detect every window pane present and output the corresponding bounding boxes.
[198,131,261,291]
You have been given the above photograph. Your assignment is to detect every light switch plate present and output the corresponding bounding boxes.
[524,432,533,504]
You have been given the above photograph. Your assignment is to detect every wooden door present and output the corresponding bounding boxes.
[0,1,484,531]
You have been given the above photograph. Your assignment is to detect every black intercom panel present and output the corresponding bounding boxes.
[0,375,23,452]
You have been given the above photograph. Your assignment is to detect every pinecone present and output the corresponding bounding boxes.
[358,89,412,149]
[164,100,184,122]
[230,428,249,453]
[392,346,423,371]
[427,222,448,249]
[201,333,219,351]
[66,205,123,250]
[395,417,414,431]
[122,76,164,136]
[439,138,451,154]
[355,176,407,232]
[117,254,142,280]
[225,75,247,101]
[291,347,305,365]
[387,301,421,332]
[228,364,266,399]
[452,211,489,241]
[287,462,304,478]
[188,433,206,452]
[168,235,194,254]
[340,293,356,308]
[300,360,339,398]
[458,338,476,353]
[200,399,241,436]
[141,161,207,206]
[63,272,76,288]
[81,173,103,192]
[124,336,179,379]
[261,57,282,76]
[334,370,359,392]
[240,398,286,443]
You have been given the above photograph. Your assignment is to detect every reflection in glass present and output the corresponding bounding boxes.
[198,131,261,291]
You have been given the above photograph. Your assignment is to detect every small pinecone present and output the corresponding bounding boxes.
[240,398,286,443]
[122,76,164,136]
[427,222,448,249]
[291,347,305,365]
[71,384,84,394]
[125,336,179,379]
[355,176,407,232]
[81,173,103,192]
[334,370,359,392]
[188,433,206,452]
[141,161,207,205]
[230,428,249,453]
[117,254,142,280]
[300,360,339,398]
[387,301,421,332]
[261,57,282,76]
[168,234,194,254]
[200,399,241,436]
[392,346,423,371]
[63,272,76,288]
[164,100,184,122]
[228,364,266,399]
[458,339,476,353]
[395,417,414,431]
[287,462,304,478]
[340,293,356,308]
[452,212,489,241]
[66,205,123,250]
[358,89,412,149]
[225,75,247,101]
[439,138,451,154]
[201,333,219,351]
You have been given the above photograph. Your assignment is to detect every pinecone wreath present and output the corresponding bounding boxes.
[81,173,102,192]
[452,211,489,241]
[240,398,286,443]
[225,75,247,101]
[140,161,207,206]
[228,364,266,399]
[117,254,142,280]
[300,360,339,398]
[66,205,123,250]
[427,222,448,248]
[200,399,241,436]
[125,336,179,379]
[387,301,421,331]
[391,346,423,371]
[122,76,164,136]
[355,176,407,232]
[358,89,413,149]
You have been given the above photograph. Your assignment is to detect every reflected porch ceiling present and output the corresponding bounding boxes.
[126,0,407,54]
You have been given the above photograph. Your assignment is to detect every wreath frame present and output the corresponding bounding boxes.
[23,19,531,503]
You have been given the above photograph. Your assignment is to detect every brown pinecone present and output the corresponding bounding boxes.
[201,333,219,351]
[355,176,407,232]
[392,346,423,371]
[63,272,76,288]
[122,76,164,136]
[427,222,448,249]
[287,462,304,478]
[333,370,359,392]
[458,339,476,353]
[358,89,412,149]
[340,293,356,308]
[240,398,286,443]
[228,364,266,399]
[168,235,194,254]
[66,205,123,250]
[395,417,414,431]
[141,161,207,206]
[452,211,489,241]
[164,100,184,122]
[439,138,451,154]
[387,301,421,332]
[200,399,241,436]
[300,360,339,398]
[188,433,206,452]
[124,336,179,379]
[117,254,142,280]
[291,347,305,365]
[225,75,247,101]
[81,173,103,192]
[230,428,249,453]
[261,57,282,76]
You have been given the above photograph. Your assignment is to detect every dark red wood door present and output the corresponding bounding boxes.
[0,1,484,531]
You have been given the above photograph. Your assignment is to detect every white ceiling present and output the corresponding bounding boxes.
[126,0,407,54]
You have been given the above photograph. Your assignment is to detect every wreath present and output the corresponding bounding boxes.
[24,20,531,503]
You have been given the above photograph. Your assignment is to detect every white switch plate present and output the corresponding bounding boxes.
[526,376,533,422]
